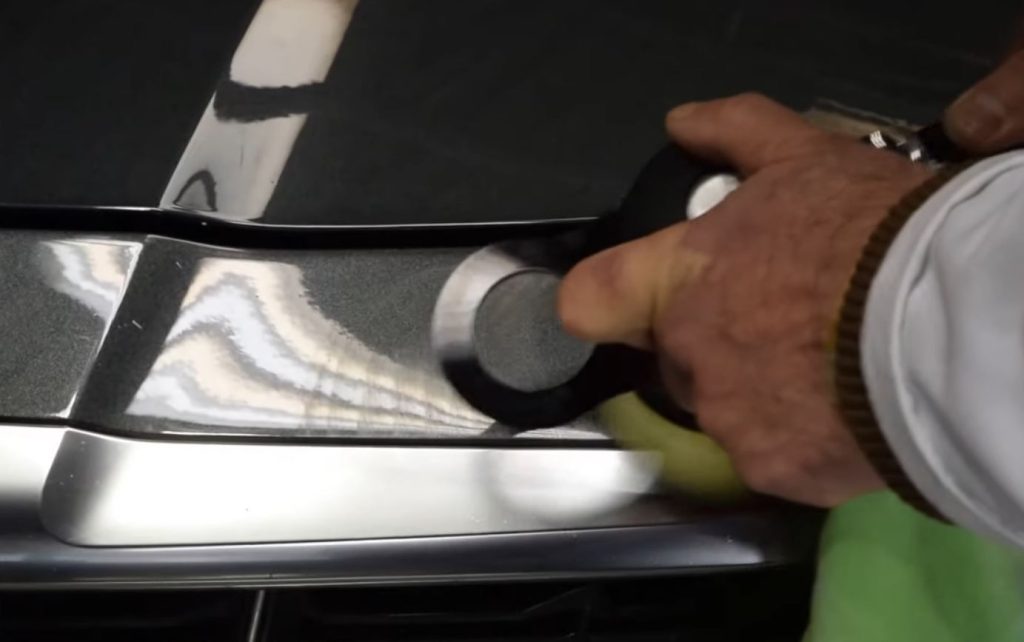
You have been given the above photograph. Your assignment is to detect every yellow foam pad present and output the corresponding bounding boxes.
[599,392,747,502]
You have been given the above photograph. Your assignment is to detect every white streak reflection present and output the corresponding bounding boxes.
[37,240,141,318]
[127,257,492,435]
[161,0,359,219]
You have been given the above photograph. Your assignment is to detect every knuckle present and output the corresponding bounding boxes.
[557,264,606,338]
[556,287,590,339]
[734,91,771,106]
[556,277,607,341]
[722,92,773,119]
[558,244,644,342]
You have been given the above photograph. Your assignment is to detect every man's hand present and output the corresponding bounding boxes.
[558,94,932,507]
[559,42,1024,509]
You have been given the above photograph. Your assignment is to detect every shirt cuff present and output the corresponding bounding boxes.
[836,151,1024,552]
[834,163,968,518]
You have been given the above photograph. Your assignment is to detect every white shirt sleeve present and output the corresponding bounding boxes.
[862,151,1024,550]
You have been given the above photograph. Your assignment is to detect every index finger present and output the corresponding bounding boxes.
[944,50,1024,154]
[665,93,836,175]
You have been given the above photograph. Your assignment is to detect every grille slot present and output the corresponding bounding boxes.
[0,591,252,642]
[261,567,813,641]
[0,566,812,641]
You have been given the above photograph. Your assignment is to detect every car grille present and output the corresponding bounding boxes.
[0,565,812,641]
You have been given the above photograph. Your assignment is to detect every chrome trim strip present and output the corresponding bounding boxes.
[0,517,814,589]
[0,426,65,512]
[41,429,665,546]
[0,425,820,587]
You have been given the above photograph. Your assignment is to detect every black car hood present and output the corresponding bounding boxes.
[2,0,1018,229]
[0,0,1018,441]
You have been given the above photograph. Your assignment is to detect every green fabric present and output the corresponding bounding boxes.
[806,492,1024,642]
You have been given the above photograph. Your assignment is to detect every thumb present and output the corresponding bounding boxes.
[945,50,1024,154]
[558,223,710,348]
[560,94,824,347]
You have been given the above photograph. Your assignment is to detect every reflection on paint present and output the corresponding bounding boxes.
[127,258,491,435]
[34,238,143,417]
[37,239,141,318]
[161,0,360,219]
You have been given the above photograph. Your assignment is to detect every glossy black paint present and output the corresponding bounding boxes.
[0,233,141,419]
[2,0,1019,226]
[0,227,602,440]
[0,0,257,207]
[258,0,1020,226]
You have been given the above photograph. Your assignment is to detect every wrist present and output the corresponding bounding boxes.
[832,163,971,517]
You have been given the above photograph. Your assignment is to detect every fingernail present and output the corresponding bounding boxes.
[667,102,698,121]
[947,90,1008,146]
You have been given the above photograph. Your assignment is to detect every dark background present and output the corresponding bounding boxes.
[1,0,1021,224]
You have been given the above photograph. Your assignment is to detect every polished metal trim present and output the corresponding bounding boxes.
[0,425,820,587]
[41,429,666,546]
[0,426,65,516]
[0,517,816,589]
